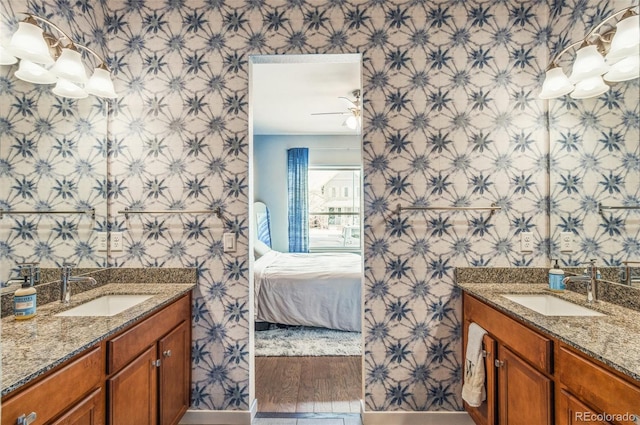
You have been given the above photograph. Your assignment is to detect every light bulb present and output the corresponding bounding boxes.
[569,45,609,83]
[52,78,88,99]
[606,14,640,64]
[0,44,18,65]
[86,67,117,98]
[539,67,574,99]
[570,75,609,99]
[9,21,54,65]
[604,55,640,82]
[51,47,88,84]
[14,59,57,84]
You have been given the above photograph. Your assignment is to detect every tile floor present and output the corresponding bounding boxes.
[253,413,361,425]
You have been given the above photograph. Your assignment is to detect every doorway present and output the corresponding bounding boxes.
[249,53,364,414]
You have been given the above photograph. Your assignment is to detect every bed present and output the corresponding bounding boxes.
[253,202,362,332]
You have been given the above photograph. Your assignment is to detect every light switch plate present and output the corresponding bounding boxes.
[111,232,123,252]
[223,233,236,252]
[97,232,108,252]
[560,232,573,252]
[520,232,533,252]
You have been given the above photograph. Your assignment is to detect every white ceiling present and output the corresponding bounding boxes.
[251,54,361,136]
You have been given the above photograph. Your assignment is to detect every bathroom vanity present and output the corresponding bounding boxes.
[1,282,194,425]
[460,283,640,425]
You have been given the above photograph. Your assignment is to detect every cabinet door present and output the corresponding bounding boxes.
[159,320,191,425]
[464,326,497,425]
[557,389,612,425]
[498,345,552,425]
[50,388,104,425]
[108,345,158,425]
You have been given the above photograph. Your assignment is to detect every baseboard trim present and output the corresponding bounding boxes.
[179,399,258,425]
[362,410,475,425]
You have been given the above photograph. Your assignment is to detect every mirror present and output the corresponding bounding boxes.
[0,55,108,291]
[549,77,639,284]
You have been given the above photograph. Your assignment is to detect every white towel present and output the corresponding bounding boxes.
[462,322,488,407]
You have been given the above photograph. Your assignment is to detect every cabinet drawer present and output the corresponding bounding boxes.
[108,294,190,373]
[1,345,103,425]
[558,344,640,423]
[464,293,552,373]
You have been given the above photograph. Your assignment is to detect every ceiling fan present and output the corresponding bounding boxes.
[311,89,361,130]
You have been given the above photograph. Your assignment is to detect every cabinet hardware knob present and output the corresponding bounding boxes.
[482,350,490,357]
[163,349,172,357]
[17,412,37,425]
[152,359,161,367]
[494,359,504,368]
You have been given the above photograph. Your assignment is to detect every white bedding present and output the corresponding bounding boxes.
[254,250,362,331]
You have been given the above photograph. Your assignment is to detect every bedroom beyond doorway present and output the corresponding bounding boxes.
[249,52,364,415]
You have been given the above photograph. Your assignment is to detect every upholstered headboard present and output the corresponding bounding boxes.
[254,201,272,248]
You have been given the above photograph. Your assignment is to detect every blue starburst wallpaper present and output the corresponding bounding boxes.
[0,1,109,279]
[548,2,640,266]
[0,0,637,414]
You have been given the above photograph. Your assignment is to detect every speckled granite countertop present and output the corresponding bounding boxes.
[458,283,640,382]
[1,282,195,397]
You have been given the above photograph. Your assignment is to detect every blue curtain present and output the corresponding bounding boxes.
[287,148,309,253]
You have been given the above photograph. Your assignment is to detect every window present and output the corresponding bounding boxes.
[308,167,361,250]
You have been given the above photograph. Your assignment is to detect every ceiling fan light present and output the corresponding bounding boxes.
[9,21,54,65]
[51,47,88,84]
[605,14,640,64]
[52,77,88,99]
[569,44,609,83]
[604,55,640,82]
[344,115,358,130]
[14,59,57,84]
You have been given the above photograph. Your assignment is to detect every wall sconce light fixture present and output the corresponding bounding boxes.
[539,7,639,100]
[1,13,117,99]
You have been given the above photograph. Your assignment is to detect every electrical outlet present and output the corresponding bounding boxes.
[97,232,108,252]
[223,233,236,252]
[520,232,534,252]
[111,232,123,252]
[560,232,573,252]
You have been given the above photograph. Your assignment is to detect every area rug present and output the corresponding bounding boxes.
[255,326,362,357]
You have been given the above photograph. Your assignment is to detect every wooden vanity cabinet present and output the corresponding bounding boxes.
[107,292,191,425]
[0,345,105,425]
[463,292,640,425]
[497,345,552,425]
[464,292,553,425]
[1,291,192,425]
[50,388,104,425]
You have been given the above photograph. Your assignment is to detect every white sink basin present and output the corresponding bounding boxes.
[55,295,153,317]
[501,294,604,317]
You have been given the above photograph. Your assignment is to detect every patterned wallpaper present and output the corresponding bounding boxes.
[548,0,639,267]
[0,1,109,284]
[0,0,637,414]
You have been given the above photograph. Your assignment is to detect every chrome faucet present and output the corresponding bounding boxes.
[4,262,40,287]
[563,259,599,304]
[60,263,97,304]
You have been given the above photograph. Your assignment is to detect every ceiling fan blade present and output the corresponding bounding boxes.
[338,96,358,109]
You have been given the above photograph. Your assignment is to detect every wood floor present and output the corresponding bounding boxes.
[255,356,362,413]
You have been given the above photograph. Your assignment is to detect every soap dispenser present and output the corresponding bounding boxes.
[549,259,565,291]
[14,275,37,320]
[13,263,39,320]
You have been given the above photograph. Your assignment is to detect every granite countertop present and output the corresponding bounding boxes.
[458,283,640,382]
[1,282,195,397]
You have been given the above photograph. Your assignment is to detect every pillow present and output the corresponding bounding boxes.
[254,239,271,259]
